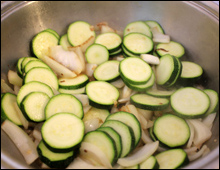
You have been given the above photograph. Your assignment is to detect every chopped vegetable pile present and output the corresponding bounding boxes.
[1,20,219,169]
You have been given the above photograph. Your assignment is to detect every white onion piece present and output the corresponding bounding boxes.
[202,113,217,130]
[101,25,116,34]
[83,105,92,114]
[186,120,195,148]
[137,108,153,120]
[67,157,107,169]
[115,56,125,62]
[111,106,119,114]
[8,70,23,87]
[140,54,160,65]
[13,85,20,95]
[121,85,132,99]
[188,119,212,148]
[184,146,198,155]
[1,120,38,165]
[118,97,130,104]
[32,129,42,141]
[49,46,83,74]
[13,102,29,129]
[138,112,148,129]
[68,36,95,53]
[188,145,208,161]
[123,105,141,123]
[110,78,125,89]
[84,118,100,133]
[73,94,89,106]
[141,129,153,144]
[79,142,112,169]
[40,55,77,78]
[69,46,86,73]
[1,79,15,94]
[117,141,159,167]
[86,63,98,77]
[151,27,170,43]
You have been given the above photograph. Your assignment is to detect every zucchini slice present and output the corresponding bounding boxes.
[37,140,74,169]
[58,86,86,95]
[123,33,153,55]
[139,156,160,169]
[155,149,189,169]
[145,20,164,34]
[106,111,141,148]
[32,31,59,59]
[170,87,210,119]
[21,57,38,73]
[121,45,139,57]
[24,67,59,91]
[1,93,22,125]
[119,57,152,85]
[23,60,50,74]
[122,72,155,92]
[58,74,89,90]
[45,93,83,119]
[20,92,50,122]
[59,34,72,51]
[153,114,190,148]
[124,21,152,38]
[156,41,185,58]
[146,87,176,98]
[67,21,95,47]
[101,120,135,158]
[86,81,119,109]
[155,54,181,87]
[42,112,84,152]
[95,32,122,53]
[85,44,109,64]
[44,28,60,39]
[17,81,54,106]
[204,89,219,116]
[82,130,117,165]
[97,127,122,159]
[94,60,120,82]
[16,57,26,78]
[109,48,122,57]
[130,94,169,111]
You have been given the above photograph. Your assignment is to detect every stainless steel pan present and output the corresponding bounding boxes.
[1,1,219,169]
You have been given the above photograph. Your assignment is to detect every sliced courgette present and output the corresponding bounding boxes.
[153,114,190,148]
[59,34,72,51]
[204,89,219,116]
[94,60,120,82]
[86,81,119,109]
[119,57,152,85]
[45,93,83,119]
[170,87,210,119]
[130,93,170,111]
[85,43,109,64]
[42,112,84,152]
[20,92,50,122]
[139,156,160,169]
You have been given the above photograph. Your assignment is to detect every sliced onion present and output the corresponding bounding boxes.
[66,157,107,169]
[8,70,23,87]
[186,120,195,148]
[202,113,217,130]
[123,105,141,123]
[73,94,89,106]
[79,142,112,169]
[110,78,125,89]
[84,118,100,133]
[86,63,98,77]
[141,129,153,144]
[69,46,86,73]
[140,54,160,65]
[111,105,119,114]
[121,85,132,99]
[49,45,83,74]
[83,105,92,114]
[13,85,21,95]
[187,119,212,148]
[117,141,159,167]
[1,120,38,165]
[188,145,208,161]
[184,146,198,155]
[138,112,148,129]
[68,36,95,53]
[40,55,77,78]
[1,79,15,94]
[101,25,116,34]
[151,27,170,43]
[13,102,29,129]
[137,108,153,120]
